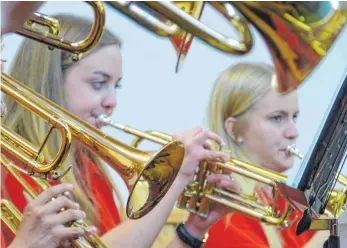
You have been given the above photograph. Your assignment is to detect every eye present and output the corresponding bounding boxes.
[271,115,282,124]
[91,80,106,90]
[293,113,299,123]
[114,83,122,90]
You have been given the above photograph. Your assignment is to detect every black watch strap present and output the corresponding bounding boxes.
[176,223,204,248]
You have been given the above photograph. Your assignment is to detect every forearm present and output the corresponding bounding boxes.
[101,176,189,248]
[8,238,28,248]
[166,236,190,248]
[165,215,208,248]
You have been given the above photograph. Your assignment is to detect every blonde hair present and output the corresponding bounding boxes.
[207,63,283,248]
[208,63,274,158]
[2,15,123,225]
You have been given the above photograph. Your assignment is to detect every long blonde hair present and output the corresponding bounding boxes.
[207,63,283,248]
[2,15,123,225]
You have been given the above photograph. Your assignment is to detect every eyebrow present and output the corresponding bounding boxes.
[271,110,300,116]
[93,71,111,80]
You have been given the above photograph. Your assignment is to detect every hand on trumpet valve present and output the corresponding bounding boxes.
[172,127,230,183]
[10,183,97,248]
[183,173,241,241]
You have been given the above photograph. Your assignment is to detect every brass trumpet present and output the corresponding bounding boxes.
[97,115,292,227]
[1,73,185,219]
[0,155,107,248]
[16,1,106,61]
[97,115,347,227]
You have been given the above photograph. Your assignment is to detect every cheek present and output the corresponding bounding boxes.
[246,121,278,150]
[65,86,99,116]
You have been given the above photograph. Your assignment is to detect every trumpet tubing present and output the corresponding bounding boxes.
[0,125,44,164]
[106,1,182,37]
[16,1,106,61]
[1,199,22,235]
[325,174,347,218]
[26,12,60,36]
[1,73,72,179]
[175,159,292,227]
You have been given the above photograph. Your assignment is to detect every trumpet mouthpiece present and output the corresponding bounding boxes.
[286,145,304,159]
[97,114,110,124]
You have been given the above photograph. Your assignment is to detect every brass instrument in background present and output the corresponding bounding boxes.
[324,174,347,218]
[16,1,106,61]
[0,155,107,248]
[108,1,347,93]
[98,115,347,227]
[0,73,185,220]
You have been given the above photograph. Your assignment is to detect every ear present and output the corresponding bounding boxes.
[224,116,237,141]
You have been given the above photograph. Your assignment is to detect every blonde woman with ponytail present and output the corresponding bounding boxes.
[1,14,241,248]
[204,63,318,248]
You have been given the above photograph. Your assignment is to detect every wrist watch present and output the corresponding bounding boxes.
[176,223,209,248]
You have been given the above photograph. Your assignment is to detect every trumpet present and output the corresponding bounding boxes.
[98,115,347,227]
[16,1,106,61]
[97,115,292,227]
[0,155,107,248]
[1,73,185,219]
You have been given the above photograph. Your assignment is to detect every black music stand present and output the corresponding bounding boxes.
[275,71,347,247]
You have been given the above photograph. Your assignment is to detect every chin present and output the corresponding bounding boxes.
[277,161,294,173]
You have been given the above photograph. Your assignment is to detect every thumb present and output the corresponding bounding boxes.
[23,191,34,203]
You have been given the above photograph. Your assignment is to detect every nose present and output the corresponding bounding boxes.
[101,91,117,116]
[284,121,298,140]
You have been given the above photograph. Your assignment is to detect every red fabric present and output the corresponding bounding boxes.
[205,192,316,248]
[1,153,122,247]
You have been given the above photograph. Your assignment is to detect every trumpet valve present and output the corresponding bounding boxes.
[183,182,200,197]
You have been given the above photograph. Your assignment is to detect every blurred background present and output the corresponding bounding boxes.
[2,1,347,203]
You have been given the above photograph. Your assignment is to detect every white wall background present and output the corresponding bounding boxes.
[2,1,347,201]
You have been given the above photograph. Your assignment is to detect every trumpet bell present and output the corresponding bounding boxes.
[127,140,184,219]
